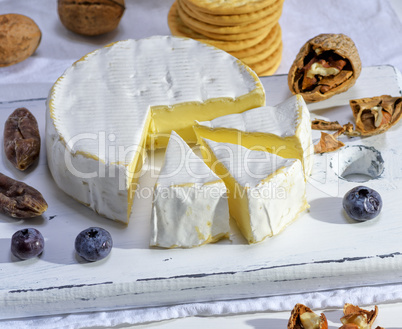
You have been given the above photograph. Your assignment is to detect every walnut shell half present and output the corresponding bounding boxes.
[340,303,378,329]
[288,303,328,329]
[350,95,402,136]
[288,33,361,102]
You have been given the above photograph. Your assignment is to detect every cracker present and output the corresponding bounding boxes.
[240,24,281,65]
[184,0,278,15]
[258,55,282,76]
[178,0,279,41]
[182,0,283,26]
[229,23,280,58]
[168,2,271,52]
[179,0,282,32]
[249,41,282,76]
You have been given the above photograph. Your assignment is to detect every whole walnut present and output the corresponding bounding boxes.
[58,0,125,36]
[0,14,41,67]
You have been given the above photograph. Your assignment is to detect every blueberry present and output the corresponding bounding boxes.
[75,227,113,262]
[11,228,44,260]
[343,186,382,221]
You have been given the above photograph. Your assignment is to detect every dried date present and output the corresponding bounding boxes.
[0,172,47,218]
[4,108,41,171]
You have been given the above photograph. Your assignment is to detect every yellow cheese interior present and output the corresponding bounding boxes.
[146,90,265,149]
[194,125,306,173]
[127,92,265,220]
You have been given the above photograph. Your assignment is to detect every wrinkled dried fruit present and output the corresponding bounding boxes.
[288,33,361,102]
[4,108,41,171]
[58,0,125,36]
[0,173,47,218]
[288,303,328,329]
[350,95,402,136]
[314,129,345,153]
[340,304,378,329]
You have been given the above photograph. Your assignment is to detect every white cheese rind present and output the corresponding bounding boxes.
[247,159,307,241]
[197,95,314,176]
[203,138,308,243]
[151,132,230,248]
[151,182,229,248]
[203,138,292,187]
[46,115,128,220]
[46,36,263,222]
[157,131,220,186]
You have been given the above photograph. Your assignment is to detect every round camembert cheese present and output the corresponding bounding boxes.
[46,36,265,223]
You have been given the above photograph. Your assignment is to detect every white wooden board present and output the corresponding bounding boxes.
[1,65,402,320]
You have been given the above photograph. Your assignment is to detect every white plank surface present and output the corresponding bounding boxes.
[121,302,402,329]
[1,65,402,320]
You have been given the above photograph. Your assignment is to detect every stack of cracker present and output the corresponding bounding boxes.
[168,0,284,76]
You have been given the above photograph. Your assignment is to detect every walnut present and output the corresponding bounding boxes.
[0,14,41,67]
[288,303,328,329]
[339,304,379,329]
[288,33,361,102]
[350,95,402,136]
[58,0,125,36]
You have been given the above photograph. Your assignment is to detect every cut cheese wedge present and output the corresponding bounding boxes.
[46,36,265,223]
[193,95,313,177]
[202,138,309,244]
[150,131,230,248]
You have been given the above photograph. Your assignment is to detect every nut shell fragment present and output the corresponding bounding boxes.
[314,129,345,154]
[288,33,361,102]
[312,119,343,131]
[340,304,378,329]
[0,173,48,218]
[4,108,41,171]
[288,303,328,329]
[350,95,402,136]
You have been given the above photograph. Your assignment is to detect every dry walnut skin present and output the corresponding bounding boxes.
[0,14,41,67]
[339,303,379,329]
[288,33,361,102]
[0,173,48,218]
[4,108,41,171]
[350,95,402,136]
[288,303,328,329]
[58,0,125,36]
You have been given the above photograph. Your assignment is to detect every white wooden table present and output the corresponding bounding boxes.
[130,1,402,327]
[1,0,402,328]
